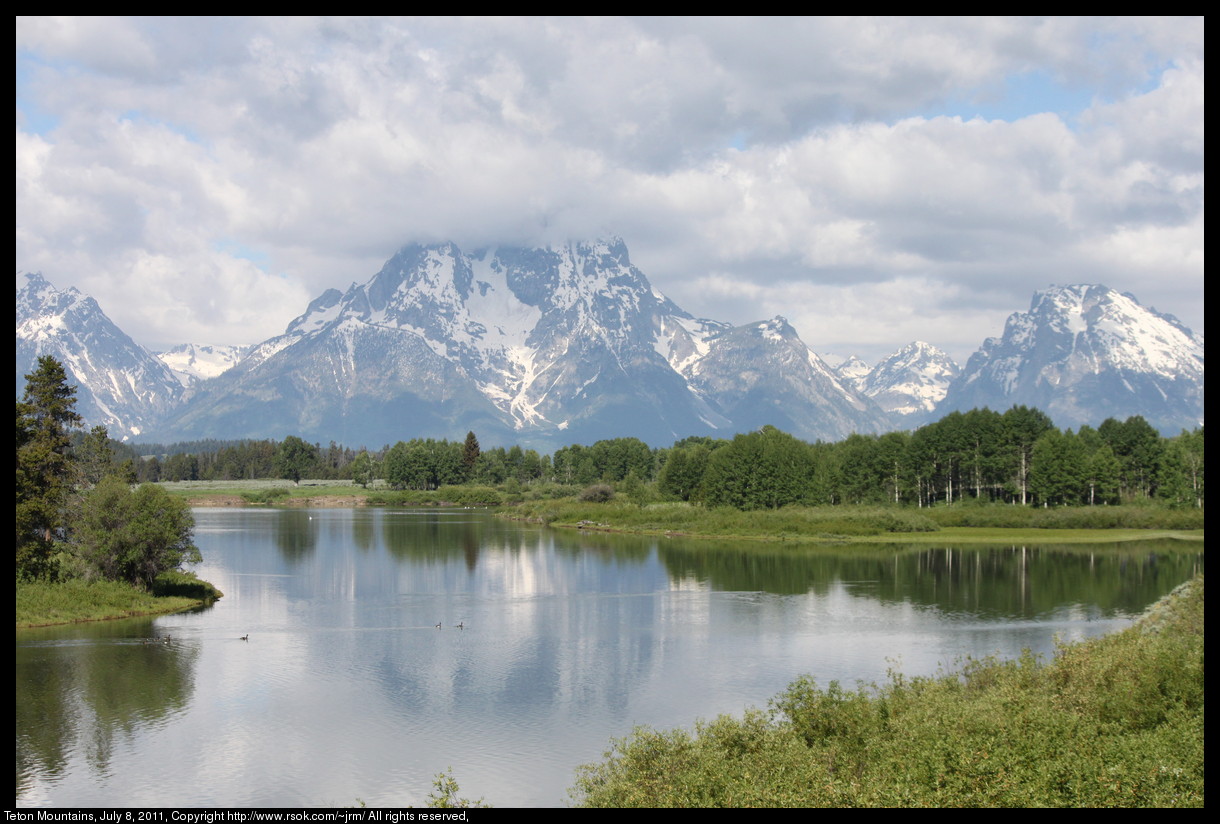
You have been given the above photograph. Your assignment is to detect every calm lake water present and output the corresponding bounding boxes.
[16,507,1202,808]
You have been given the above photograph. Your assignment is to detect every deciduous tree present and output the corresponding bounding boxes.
[71,476,201,590]
[275,435,318,486]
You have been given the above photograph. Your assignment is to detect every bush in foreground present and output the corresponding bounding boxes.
[570,576,1204,807]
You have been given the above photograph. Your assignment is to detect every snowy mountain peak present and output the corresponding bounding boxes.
[148,239,890,447]
[16,272,97,334]
[834,355,872,389]
[940,283,1203,433]
[19,263,1202,447]
[16,273,184,439]
[860,341,960,420]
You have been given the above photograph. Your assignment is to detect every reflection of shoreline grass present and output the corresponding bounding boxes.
[16,572,222,629]
[571,575,1205,807]
[853,526,1203,544]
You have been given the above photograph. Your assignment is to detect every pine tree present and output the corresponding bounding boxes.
[462,431,481,471]
[16,356,83,578]
[75,424,117,486]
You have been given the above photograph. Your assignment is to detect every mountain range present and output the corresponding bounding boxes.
[15,241,1205,448]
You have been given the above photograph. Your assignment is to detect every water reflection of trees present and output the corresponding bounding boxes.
[654,539,1202,619]
[377,510,552,563]
[16,621,199,794]
[364,511,1203,621]
[275,509,318,560]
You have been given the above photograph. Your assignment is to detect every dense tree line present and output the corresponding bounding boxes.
[17,357,199,586]
[126,407,1202,510]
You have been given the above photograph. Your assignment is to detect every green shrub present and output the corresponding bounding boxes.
[571,575,1205,807]
[924,502,1205,531]
[578,484,616,503]
[152,570,223,601]
[240,487,292,504]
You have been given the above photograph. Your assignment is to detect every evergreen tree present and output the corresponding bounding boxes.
[16,357,83,578]
[958,408,1004,500]
[1099,416,1163,499]
[1000,406,1055,505]
[702,426,814,510]
[1158,429,1204,508]
[657,443,711,502]
[1030,428,1089,506]
[836,434,885,505]
[462,431,481,473]
[350,450,376,488]
[74,424,117,486]
[1083,443,1122,506]
[876,431,913,504]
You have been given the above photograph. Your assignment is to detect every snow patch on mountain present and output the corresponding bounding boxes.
[940,284,1204,433]
[16,272,184,439]
[157,343,250,386]
[858,341,961,420]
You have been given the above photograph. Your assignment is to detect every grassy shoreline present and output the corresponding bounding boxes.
[167,482,1203,544]
[16,573,223,629]
[528,519,1203,545]
[504,499,1204,545]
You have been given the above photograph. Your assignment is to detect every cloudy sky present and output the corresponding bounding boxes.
[16,16,1204,365]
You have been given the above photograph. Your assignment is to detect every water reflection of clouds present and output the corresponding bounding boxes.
[18,510,1200,808]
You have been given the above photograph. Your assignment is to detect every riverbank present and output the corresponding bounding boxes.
[16,573,223,629]
[170,483,1204,544]
[506,499,1204,544]
[571,573,1205,807]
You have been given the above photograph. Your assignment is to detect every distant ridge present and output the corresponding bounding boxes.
[15,259,1205,445]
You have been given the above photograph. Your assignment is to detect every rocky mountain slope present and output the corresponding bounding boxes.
[938,284,1204,434]
[16,273,184,439]
[149,239,887,448]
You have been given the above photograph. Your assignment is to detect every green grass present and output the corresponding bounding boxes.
[157,478,369,502]
[16,573,223,628]
[923,502,1204,531]
[570,575,1205,807]
[157,479,530,507]
[505,500,1203,544]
